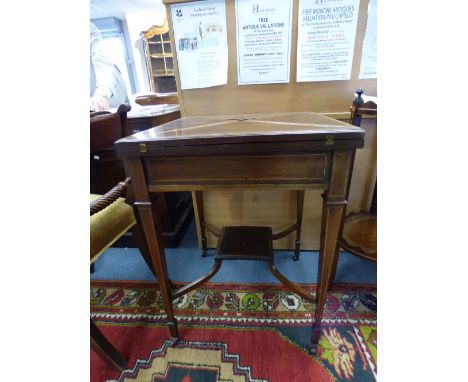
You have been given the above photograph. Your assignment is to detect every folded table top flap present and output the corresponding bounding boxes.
[115,112,365,157]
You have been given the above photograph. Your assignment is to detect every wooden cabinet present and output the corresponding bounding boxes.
[90,108,192,248]
[142,20,177,93]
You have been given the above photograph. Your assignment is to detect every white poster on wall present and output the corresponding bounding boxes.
[235,0,293,85]
[359,0,377,79]
[170,0,228,89]
[297,0,360,82]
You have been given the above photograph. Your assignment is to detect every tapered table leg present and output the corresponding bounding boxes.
[310,150,354,353]
[136,199,179,339]
[293,190,305,261]
[310,198,346,353]
[123,157,179,340]
[194,191,208,257]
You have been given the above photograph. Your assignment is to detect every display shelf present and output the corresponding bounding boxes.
[142,20,177,93]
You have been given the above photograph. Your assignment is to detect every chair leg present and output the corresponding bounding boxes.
[293,190,305,261]
[90,319,127,372]
[194,191,208,257]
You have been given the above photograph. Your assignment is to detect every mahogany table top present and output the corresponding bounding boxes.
[117,112,363,143]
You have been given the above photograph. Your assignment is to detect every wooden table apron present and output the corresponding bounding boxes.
[115,113,364,351]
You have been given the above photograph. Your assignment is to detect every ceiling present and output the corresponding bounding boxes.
[90,0,164,20]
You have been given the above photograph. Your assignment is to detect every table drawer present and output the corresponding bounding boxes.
[145,153,330,187]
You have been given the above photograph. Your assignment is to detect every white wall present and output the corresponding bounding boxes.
[125,8,167,94]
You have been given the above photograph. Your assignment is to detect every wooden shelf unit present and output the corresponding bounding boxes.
[142,21,176,92]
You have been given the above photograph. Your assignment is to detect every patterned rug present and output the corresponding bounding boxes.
[91,281,377,382]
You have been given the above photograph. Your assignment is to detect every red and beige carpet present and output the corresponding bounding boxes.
[91,280,377,382]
